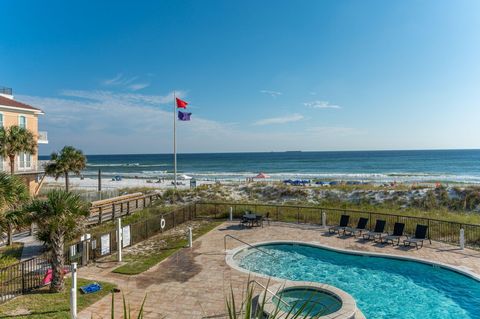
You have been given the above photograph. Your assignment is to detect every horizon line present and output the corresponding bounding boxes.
[38,147,480,157]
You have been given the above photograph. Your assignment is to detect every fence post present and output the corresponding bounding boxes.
[21,262,25,293]
[136,199,139,209]
[120,202,124,215]
[460,228,465,250]
[188,227,193,248]
[322,211,326,228]
[116,218,122,262]
[229,207,233,221]
[98,207,103,225]
[127,201,130,215]
[297,207,300,224]
[70,262,77,319]
[143,197,146,208]
[112,203,116,220]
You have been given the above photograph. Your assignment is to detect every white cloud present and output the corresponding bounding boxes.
[102,74,149,91]
[304,100,341,109]
[260,90,282,98]
[128,83,150,91]
[254,113,304,125]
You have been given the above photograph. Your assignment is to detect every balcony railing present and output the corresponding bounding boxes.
[38,131,48,144]
[0,87,13,95]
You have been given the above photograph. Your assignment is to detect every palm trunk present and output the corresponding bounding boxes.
[8,155,15,175]
[7,223,13,246]
[50,232,65,292]
[65,172,69,192]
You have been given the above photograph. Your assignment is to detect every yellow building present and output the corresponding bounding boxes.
[0,87,48,195]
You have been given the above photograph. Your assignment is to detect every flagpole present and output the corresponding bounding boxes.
[173,91,177,190]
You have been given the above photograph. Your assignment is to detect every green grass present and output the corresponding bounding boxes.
[0,278,115,319]
[112,220,222,275]
[0,243,24,268]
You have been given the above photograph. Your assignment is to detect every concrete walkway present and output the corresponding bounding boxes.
[76,221,480,319]
[0,230,44,261]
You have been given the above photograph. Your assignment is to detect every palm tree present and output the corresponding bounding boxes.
[26,190,89,292]
[0,172,30,245]
[45,146,87,192]
[0,126,37,175]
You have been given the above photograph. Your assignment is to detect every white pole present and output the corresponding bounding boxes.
[116,218,122,262]
[229,207,233,221]
[460,228,465,250]
[173,91,177,190]
[188,227,193,248]
[322,212,326,228]
[70,262,77,319]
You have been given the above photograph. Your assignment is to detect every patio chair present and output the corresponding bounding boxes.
[380,222,406,245]
[403,224,431,249]
[255,214,264,227]
[328,215,350,234]
[362,220,387,241]
[239,214,250,228]
[343,217,369,237]
[264,212,271,226]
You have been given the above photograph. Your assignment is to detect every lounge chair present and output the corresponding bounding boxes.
[362,220,387,241]
[343,217,369,237]
[380,222,405,245]
[403,224,431,249]
[328,215,350,234]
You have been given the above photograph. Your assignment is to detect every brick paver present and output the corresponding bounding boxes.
[78,221,480,319]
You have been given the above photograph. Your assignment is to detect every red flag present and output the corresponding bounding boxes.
[176,98,188,108]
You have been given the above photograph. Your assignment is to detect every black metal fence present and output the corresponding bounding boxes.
[0,203,196,304]
[195,202,480,249]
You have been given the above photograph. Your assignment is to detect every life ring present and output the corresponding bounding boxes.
[160,217,166,229]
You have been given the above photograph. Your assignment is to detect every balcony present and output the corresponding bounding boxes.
[0,86,13,96]
[38,131,48,144]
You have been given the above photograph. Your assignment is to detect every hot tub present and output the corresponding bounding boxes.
[260,281,357,319]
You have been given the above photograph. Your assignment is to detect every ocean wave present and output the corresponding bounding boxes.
[79,169,480,184]
[87,163,168,168]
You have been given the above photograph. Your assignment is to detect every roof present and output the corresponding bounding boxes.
[0,95,44,114]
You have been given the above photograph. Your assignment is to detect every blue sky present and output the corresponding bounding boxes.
[1,0,480,155]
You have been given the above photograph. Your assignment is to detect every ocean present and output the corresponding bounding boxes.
[39,149,480,184]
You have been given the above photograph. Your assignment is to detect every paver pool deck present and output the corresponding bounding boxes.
[78,221,480,319]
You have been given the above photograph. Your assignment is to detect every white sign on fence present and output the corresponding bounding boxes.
[101,234,110,255]
[122,225,131,247]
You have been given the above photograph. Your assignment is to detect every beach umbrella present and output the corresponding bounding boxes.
[254,172,270,179]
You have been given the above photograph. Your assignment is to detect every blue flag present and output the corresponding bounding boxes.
[178,110,192,121]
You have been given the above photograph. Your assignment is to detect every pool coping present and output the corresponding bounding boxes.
[225,239,480,284]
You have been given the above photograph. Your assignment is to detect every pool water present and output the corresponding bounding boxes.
[235,243,480,319]
[272,287,342,316]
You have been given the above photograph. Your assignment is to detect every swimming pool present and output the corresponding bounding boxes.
[232,242,480,319]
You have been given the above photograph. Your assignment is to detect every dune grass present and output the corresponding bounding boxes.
[0,243,24,268]
[0,278,115,319]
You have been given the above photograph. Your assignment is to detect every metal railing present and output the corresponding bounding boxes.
[197,202,480,249]
[248,280,291,307]
[224,234,276,258]
[0,87,12,95]
[37,131,48,144]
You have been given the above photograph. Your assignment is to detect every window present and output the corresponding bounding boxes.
[18,152,32,170]
[0,113,3,128]
[19,115,26,129]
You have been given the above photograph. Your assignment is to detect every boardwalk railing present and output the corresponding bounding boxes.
[195,202,480,249]
[87,192,161,225]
